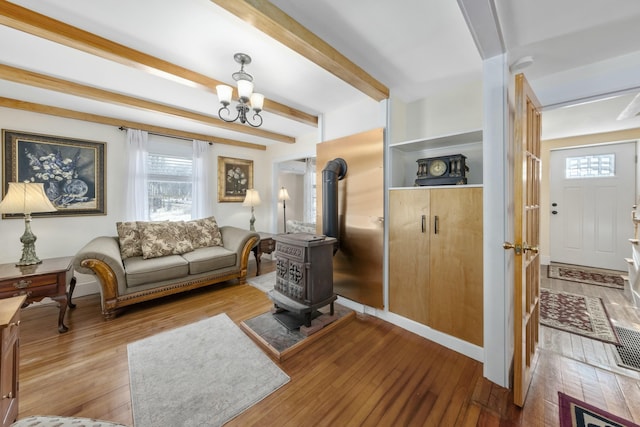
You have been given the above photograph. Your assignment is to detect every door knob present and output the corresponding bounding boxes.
[503,242,522,255]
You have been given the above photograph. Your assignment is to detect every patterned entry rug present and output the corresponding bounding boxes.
[540,288,620,345]
[558,391,640,427]
[548,262,625,289]
[613,326,640,372]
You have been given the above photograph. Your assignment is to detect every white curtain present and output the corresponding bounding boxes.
[303,157,316,223]
[191,139,212,219]
[125,129,149,221]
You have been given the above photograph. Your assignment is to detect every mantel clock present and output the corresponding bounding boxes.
[415,154,468,186]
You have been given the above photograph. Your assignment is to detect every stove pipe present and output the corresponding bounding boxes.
[322,158,347,254]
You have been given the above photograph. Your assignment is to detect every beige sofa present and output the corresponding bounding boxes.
[73,217,259,320]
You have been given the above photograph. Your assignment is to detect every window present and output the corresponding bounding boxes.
[147,137,193,221]
[565,154,615,179]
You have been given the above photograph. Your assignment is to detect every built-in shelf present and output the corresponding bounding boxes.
[389,129,483,188]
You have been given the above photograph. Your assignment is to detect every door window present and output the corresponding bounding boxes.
[565,154,615,178]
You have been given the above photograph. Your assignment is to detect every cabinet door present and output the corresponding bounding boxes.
[389,189,430,324]
[428,188,483,346]
[1,316,19,427]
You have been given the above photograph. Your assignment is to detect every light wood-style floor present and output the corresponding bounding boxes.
[15,260,640,426]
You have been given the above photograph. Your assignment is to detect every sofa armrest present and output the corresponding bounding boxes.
[220,226,259,253]
[220,227,259,283]
[73,236,127,300]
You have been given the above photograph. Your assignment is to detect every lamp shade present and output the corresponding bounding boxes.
[278,187,290,202]
[242,188,261,207]
[250,93,264,112]
[0,182,56,214]
[237,79,254,101]
[216,84,233,105]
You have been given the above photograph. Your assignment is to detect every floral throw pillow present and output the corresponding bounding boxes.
[186,216,224,249]
[138,221,195,259]
[116,221,143,259]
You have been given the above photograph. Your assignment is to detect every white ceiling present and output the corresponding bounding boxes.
[2,0,640,146]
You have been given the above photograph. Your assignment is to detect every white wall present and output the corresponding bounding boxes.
[212,144,271,230]
[404,79,483,141]
[323,97,386,141]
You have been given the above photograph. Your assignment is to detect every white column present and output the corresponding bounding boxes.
[483,53,512,387]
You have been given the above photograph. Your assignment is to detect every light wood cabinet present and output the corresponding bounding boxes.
[389,189,431,325]
[389,187,483,346]
[0,296,25,427]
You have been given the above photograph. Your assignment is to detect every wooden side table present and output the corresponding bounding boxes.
[0,257,75,333]
[251,232,275,276]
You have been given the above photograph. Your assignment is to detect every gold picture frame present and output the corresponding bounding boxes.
[2,129,106,217]
[217,156,253,202]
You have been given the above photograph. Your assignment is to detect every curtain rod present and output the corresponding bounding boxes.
[118,126,213,145]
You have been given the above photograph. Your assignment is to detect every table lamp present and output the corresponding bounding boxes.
[0,182,57,265]
[242,188,261,231]
[278,186,290,233]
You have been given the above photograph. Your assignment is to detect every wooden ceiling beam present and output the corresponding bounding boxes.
[0,63,294,143]
[211,0,390,102]
[0,97,266,150]
[0,1,318,127]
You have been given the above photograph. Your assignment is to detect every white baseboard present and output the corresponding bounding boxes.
[336,296,484,363]
[72,274,100,298]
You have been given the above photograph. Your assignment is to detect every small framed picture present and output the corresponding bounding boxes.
[217,156,253,202]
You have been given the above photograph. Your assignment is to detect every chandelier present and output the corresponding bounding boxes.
[216,53,264,128]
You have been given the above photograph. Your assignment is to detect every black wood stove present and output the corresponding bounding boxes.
[268,232,337,329]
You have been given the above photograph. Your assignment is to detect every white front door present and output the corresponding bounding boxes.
[550,142,636,271]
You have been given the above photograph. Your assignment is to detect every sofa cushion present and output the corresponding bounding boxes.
[123,255,189,287]
[186,216,223,249]
[116,221,143,259]
[181,246,236,275]
[138,221,194,259]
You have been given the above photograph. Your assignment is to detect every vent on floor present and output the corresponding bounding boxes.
[614,326,640,371]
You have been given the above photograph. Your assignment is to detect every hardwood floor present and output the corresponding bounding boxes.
[14,260,640,426]
[541,266,640,380]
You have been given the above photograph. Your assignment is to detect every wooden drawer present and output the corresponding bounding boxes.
[0,274,59,299]
[260,238,275,253]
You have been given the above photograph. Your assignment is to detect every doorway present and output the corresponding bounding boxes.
[549,142,636,271]
[275,157,316,234]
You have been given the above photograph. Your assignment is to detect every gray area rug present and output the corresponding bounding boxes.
[127,313,290,427]
[247,271,276,293]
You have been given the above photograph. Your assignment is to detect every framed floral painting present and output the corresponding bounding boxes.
[217,156,253,202]
[2,129,106,217]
